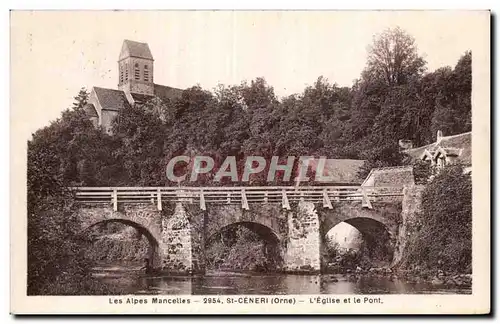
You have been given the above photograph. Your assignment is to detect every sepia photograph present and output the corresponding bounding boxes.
[10,10,490,314]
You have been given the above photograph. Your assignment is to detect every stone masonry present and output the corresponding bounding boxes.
[283,202,321,273]
[76,190,411,275]
[160,203,193,273]
[392,185,425,266]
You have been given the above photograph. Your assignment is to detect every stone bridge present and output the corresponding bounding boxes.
[73,186,423,274]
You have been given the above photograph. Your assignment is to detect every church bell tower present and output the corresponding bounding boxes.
[118,40,155,96]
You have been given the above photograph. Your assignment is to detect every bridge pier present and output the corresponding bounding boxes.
[160,203,193,273]
[392,185,425,266]
[158,203,206,274]
[283,202,321,273]
[74,186,406,275]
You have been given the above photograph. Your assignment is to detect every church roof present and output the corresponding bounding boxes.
[93,87,131,111]
[131,93,155,105]
[128,84,183,105]
[119,40,154,61]
[154,84,183,101]
[83,103,98,117]
[404,132,471,166]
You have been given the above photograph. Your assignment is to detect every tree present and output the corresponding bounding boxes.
[365,27,427,87]
[356,143,406,180]
[403,165,472,273]
[112,104,170,186]
[72,87,89,109]
[28,89,115,294]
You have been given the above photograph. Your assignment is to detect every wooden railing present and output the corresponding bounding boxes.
[71,186,404,211]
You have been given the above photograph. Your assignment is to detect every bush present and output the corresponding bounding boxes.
[402,164,472,273]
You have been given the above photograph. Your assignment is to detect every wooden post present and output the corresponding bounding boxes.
[112,189,118,211]
[323,189,332,209]
[157,188,162,211]
[241,188,249,210]
[333,189,340,202]
[282,189,290,210]
[361,187,373,209]
[200,189,206,211]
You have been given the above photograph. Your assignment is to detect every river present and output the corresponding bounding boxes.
[90,263,471,295]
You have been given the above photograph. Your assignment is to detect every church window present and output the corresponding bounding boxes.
[144,65,149,82]
[119,64,124,83]
[134,63,140,81]
[125,63,129,81]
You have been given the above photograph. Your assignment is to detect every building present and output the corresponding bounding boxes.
[84,40,183,133]
[403,130,472,174]
[361,130,471,187]
[295,158,366,186]
[361,165,415,187]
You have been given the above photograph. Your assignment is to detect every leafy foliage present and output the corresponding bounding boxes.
[412,159,433,185]
[403,165,472,273]
[27,27,473,287]
[30,44,471,188]
[205,226,281,271]
[365,27,427,87]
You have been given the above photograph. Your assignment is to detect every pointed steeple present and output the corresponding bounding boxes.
[119,40,154,61]
[117,40,154,96]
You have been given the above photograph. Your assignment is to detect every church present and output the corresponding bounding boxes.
[84,40,183,133]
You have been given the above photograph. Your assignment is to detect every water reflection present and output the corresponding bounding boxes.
[92,264,471,295]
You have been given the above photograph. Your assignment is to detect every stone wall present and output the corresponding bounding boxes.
[184,205,206,274]
[283,202,321,273]
[100,110,119,134]
[160,203,193,273]
[392,185,425,266]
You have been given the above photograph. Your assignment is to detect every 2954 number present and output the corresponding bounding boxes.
[203,297,223,304]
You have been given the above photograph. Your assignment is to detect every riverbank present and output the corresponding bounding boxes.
[323,266,472,288]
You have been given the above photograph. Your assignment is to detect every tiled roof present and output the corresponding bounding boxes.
[129,85,183,104]
[131,93,155,105]
[93,87,131,111]
[362,165,415,187]
[83,103,98,117]
[119,40,154,60]
[405,132,471,165]
[301,159,366,184]
[154,84,183,101]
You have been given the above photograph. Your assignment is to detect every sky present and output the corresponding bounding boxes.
[10,11,486,138]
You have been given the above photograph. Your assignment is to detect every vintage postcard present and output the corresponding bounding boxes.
[10,10,490,314]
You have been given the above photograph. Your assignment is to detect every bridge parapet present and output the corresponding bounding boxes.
[71,186,404,211]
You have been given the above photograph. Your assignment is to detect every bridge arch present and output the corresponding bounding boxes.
[205,203,286,271]
[75,204,163,267]
[319,202,401,266]
[323,217,395,266]
[205,204,286,243]
[205,220,284,271]
[320,202,400,239]
[206,221,281,245]
[80,218,161,267]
